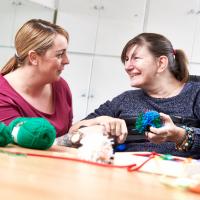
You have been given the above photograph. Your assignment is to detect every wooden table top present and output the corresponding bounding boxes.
[0,144,199,200]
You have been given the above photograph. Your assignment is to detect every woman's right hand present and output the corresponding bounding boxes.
[69,116,128,144]
[95,116,128,143]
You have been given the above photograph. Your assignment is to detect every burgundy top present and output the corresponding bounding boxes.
[0,75,73,137]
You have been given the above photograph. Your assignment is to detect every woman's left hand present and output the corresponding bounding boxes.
[145,113,181,144]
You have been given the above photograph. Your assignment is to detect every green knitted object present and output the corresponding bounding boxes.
[9,117,56,150]
[0,122,12,146]
[135,111,162,134]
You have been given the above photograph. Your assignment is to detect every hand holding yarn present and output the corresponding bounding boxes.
[135,111,163,134]
[115,111,163,152]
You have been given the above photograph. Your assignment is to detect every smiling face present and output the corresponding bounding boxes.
[36,34,69,83]
[124,44,160,88]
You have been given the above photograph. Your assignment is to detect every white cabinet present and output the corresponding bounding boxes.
[86,56,130,114]
[145,0,199,61]
[94,0,146,56]
[0,0,54,67]
[191,7,200,63]
[0,1,15,47]
[189,63,200,75]
[13,0,54,42]
[56,0,99,54]
[61,53,93,122]
[28,0,56,9]
[61,54,131,122]
[57,0,146,122]
[57,0,146,56]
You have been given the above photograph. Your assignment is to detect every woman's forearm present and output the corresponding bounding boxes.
[69,118,98,133]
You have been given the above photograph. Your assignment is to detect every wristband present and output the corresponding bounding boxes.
[175,126,194,151]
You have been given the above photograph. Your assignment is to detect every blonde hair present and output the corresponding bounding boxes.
[1,19,69,75]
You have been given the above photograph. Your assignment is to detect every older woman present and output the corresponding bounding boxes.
[69,33,200,158]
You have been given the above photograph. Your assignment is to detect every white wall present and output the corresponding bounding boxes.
[1,0,200,122]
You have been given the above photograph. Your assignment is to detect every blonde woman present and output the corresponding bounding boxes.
[0,19,72,137]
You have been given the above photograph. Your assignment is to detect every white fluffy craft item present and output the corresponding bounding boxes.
[77,125,114,164]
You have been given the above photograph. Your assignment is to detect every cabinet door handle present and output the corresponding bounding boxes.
[81,94,86,97]
[187,9,195,15]
[89,94,94,98]
[196,10,200,15]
